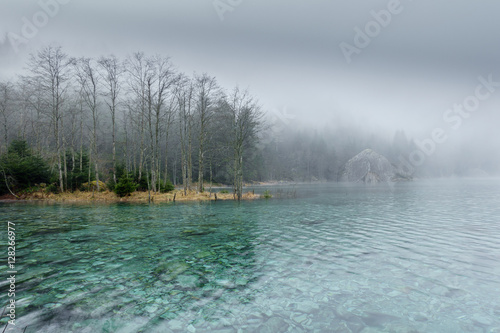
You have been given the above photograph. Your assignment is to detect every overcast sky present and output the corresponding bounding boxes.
[1,0,500,143]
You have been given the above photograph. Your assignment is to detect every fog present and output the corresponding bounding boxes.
[1,0,499,177]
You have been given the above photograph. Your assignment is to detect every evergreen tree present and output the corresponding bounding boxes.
[0,140,51,195]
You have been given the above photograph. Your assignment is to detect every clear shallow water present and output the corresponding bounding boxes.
[1,179,500,333]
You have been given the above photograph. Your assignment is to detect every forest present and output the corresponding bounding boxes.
[0,46,497,198]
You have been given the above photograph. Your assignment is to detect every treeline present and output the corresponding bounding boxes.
[1,46,497,197]
[258,122,499,181]
[0,46,262,199]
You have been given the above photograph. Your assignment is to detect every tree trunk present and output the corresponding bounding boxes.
[112,114,116,184]
[93,111,99,192]
[198,148,204,193]
[56,118,64,193]
[62,116,68,190]
[187,116,192,191]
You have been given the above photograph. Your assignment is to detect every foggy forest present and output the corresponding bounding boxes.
[1,45,498,198]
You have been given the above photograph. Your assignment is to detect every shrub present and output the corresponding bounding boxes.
[115,164,127,180]
[261,190,272,199]
[114,175,137,197]
[106,179,116,192]
[0,140,51,195]
[46,183,59,194]
[219,189,229,194]
[132,172,149,191]
[160,179,175,193]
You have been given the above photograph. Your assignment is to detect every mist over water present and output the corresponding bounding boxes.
[1,2,500,332]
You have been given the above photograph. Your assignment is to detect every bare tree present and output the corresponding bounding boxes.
[225,87,263,200]
[74,57,101,191]
[144,60,156,194]
[18,79,48,154]
[25,46,71,192]
[0,81,15,152]
[175,75,195,195]
[151,56,176,192]
[163,93,176,186]
[143,55,177,193]
[126,52,150,182]
[194,73,219,193]
[98,55,124,184]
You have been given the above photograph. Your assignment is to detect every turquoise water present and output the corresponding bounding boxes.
[1,179,500,332]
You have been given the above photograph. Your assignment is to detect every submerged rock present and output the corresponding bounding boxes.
[339,149,411,183]
[156,261,189,281]
[177,274,199,288]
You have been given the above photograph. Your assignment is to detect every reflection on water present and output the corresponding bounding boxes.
[1,179,500,332]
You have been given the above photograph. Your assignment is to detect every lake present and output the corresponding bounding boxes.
[1,179,500,332]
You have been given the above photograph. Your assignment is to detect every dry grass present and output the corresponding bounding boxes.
[22,189,261,203]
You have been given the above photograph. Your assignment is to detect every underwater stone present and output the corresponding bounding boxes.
[216,279,236,288]
[145,304,159,314]
[168,319,184,330]
[296,301,320,313]
[430,286,449,296]
[261,317,288,333]
[387,290,401,297]
[412,313,428,322]
[195,251,213,259]
[177,275,199,288]
[157,261,190,281]
[291,312,308,324]
[472,313,493,326]
[235,278,248,286]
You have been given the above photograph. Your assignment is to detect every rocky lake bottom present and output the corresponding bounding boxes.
[1,179,500,332]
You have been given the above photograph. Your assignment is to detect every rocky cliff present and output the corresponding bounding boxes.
[339,149,411,183]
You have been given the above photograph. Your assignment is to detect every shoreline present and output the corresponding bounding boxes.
[0,181,298,204]
[0,189,261,204]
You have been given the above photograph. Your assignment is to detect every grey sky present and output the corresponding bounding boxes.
[1,0,500,142]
